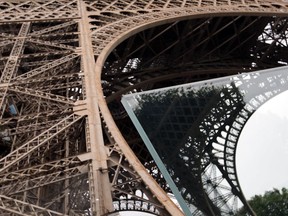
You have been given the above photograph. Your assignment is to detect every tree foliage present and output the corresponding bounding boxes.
[237,188,288,216]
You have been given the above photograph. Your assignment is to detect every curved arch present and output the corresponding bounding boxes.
[93,5,288,215]
[91,3,288,56]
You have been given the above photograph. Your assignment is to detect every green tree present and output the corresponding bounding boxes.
[237,188,288,216]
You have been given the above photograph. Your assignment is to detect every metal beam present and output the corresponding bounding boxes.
[0,114,83,173]
[0,195,66,216]
[78,1,113,215]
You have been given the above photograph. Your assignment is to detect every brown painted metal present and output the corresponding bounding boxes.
[0,0,287,215]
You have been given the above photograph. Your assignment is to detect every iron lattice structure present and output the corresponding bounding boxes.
[0,0,288,215]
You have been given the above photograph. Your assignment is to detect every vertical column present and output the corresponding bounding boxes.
[77,1,114,215]
[64,133,70,214]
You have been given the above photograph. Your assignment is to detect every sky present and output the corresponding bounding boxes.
[237,90,288,199]
[121,90,288,216]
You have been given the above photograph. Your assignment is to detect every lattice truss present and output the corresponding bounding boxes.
[0,0,288,216]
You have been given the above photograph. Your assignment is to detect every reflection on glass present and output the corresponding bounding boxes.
[121,66,288,215]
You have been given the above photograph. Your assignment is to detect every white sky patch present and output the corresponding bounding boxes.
[237,90,288,199]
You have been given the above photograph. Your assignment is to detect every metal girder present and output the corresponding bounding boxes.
[13,53,79,80]
[0,195,66,216]
[26,38,76,51]
[0,109,72,126]
[6,119,60,136]
[8,85,75,105]
[0,22,30,117]
[0,0,79,22]
[0,0,288,216]
[30,21,77,36]
[86,0,272,11]
[0,154,89,185]
[4,166,88,195]
[107,147,169,215]
[0,114,83,172]
[13,73,81,86]
[78,1,125,214]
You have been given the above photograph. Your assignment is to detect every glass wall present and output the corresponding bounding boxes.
[121,66,288,215]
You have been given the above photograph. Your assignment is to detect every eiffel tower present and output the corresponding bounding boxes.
[0,0,287,215]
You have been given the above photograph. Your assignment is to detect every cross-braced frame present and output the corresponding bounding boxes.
[0,0,288,215]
